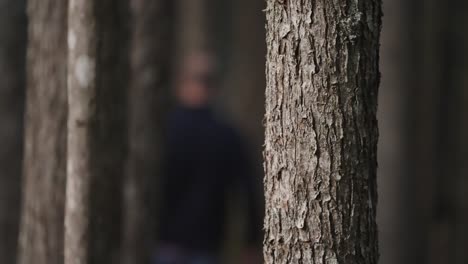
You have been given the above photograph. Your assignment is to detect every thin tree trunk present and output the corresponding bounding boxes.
[436,1,467,263]
[377,0,407,262]
[65,0,97,262]
[175,0,208,56]
[0,0,26,263]
[263,0,382,263]
[17,0,68,263]
[122,0,172,263]
[89,1,128,262]
[403,0,443,262]
[224,0,265,149]
[65,1,128,263]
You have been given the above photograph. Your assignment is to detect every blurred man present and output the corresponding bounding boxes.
[154,52,262,264]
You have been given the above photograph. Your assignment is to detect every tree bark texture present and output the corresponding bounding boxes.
[65,1,128,263]
[0,0,26,263]
[263,0,381,263]
[65,0,97,262]
[175,0,208,56]
[17,0,68,263]
[122,0,172,263]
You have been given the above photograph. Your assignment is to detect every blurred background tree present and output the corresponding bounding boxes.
[122,0,174,263]
[17,1,67,263]
[0,0,26,263]
[65,0,129,263]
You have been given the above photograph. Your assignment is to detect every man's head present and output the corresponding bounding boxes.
[175,51,218,108]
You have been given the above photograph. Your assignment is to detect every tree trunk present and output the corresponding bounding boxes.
[175,0,208,57]
[17,0,68,263]
[263,1,382,263]
[65,1,128,263]
[377,0,407,262]
[0,0,26,263]
[122,0,172,263]
[402,0,443,262]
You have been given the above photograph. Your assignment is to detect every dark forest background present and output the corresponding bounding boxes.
[0,0,467,263]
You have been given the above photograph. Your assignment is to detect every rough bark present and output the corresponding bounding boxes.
[0,0,26,263]
[263,0,381,263]
[122,0,172,263]
[65,1,128,263]
[17,0,68,263]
